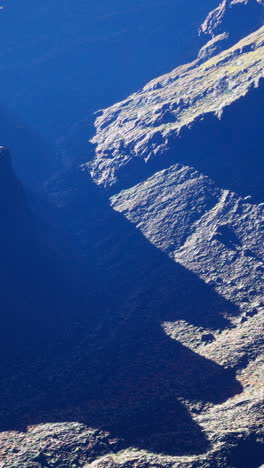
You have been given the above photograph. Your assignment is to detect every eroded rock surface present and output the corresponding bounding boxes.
[85,15,264,468]
[89,26,264,191]
[0,2,263,468]
[200,0,264,41]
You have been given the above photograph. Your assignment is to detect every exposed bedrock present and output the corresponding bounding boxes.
[200,0,264,47]
[91,79,264,203]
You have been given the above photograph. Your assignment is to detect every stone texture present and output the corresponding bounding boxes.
[0,2,263,468]
[89,26,264,190]
[200,0,264,40]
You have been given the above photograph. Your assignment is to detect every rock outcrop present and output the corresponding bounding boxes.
[89,25,264,193]
[200,0,264,49]
[197,0,264,59]
[0,2,263,468]
[85,14,264,468]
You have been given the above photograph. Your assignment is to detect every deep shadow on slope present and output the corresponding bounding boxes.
[107,80,264,204]
[0,0,219,143]
[0,105,58,188]
[173,79,264,203]
[226,434,264,468]
[0,166,242,455]
[0,149,103,366]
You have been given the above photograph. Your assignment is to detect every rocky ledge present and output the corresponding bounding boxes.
[0,2,263,468]
[84,10,264,467]
[89,25,264,191]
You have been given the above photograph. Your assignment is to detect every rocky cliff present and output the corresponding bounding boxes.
[89,25,264,194]
[86,21,264,468]
[0,0,220,186]
[0,1,263,468]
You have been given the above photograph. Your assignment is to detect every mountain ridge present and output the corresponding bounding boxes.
[0,1,263,467]
[89,25,264,194]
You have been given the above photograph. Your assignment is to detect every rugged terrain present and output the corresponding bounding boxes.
[0,0,219,187]
[0,1,263,467]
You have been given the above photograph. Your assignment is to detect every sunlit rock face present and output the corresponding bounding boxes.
[89,27,264,198]
[85,8,264,466]
[0,1,263,468]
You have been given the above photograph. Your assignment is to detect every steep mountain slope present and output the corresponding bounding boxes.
[90,26,264,197]
[0,1,263,468]
[85,7,264,463]
[85,6,264,467]
[0,148,105,434]
[0,108,58,188]
[0,159,245,467]
[0,0,219,186]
